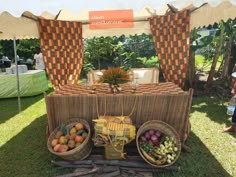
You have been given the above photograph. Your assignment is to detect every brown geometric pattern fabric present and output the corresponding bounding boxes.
[53,82,184,96]
[38,19,84,89]
[149,10,190,88]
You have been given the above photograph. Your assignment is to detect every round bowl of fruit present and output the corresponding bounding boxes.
[136,120,181,167]
[47,119,93,161]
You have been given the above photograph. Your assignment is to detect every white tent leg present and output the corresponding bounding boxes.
[13,35,21,112]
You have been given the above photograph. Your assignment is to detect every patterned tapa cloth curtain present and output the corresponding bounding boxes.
[149,10,190,88]
[38,19,84,89]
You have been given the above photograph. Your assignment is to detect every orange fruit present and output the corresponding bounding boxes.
[75,123,84,130]
[74,135,84,143]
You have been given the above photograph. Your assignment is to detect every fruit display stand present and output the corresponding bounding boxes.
[50,123,181,177]
[47,117,183,176]
[45,82,193,144]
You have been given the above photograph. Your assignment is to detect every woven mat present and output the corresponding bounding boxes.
[53,82,185,96]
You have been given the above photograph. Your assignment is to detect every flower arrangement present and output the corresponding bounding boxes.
[98,67,130,85]
[98,67,130,93]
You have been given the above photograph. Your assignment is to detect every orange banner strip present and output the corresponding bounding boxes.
[89,9,134,30]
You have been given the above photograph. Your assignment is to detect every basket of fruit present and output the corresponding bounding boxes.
[47,119,93,161]
[136,120,181,167]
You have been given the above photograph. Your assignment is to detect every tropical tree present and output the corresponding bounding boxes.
[205,22,225,88]
[188,28,214,88]
[16,39,39,59]
[83,36,116,70]
[0,40,15,59]
[83,34,156,73]
[221,19,236,78]
[0,39,39,60]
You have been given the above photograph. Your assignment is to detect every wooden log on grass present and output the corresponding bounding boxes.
[51,159,180,171]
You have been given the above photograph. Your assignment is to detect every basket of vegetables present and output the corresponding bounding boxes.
[47,119,93,161]
[136,120,181,167]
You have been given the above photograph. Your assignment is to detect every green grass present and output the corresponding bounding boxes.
[0,93,236,176]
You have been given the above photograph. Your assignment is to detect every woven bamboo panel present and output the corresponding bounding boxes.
[45,83,193,143]
[38,19,84,89]
[53,82,184,96]
[149,10,190,89]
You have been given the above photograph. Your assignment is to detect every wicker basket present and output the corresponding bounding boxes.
[104,144,125,160]
[47,119,93,161]
[136,120,181,168]
[93,116,135,159]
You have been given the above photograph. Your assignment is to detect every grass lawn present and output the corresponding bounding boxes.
[0,90,236,177]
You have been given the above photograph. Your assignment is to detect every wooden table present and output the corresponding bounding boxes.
[45,82,193,143]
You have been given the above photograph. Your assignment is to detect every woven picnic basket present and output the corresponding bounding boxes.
[136,120,181,168]
[104,144,125,160]
[47,119,93,161]
[93,116,136,160]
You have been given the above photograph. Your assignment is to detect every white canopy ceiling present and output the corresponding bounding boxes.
[0,0,236,40]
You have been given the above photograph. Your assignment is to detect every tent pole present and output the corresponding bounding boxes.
[13,35,21,112]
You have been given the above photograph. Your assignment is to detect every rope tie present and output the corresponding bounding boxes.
[95,93,138,159]
[95,94,137,118]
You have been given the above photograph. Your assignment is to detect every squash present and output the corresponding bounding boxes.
[75,135,84,143]
[58,145,69,153]
[53,144,61,152]
[69,133,77,140]
[55,131,63,139]
[51,139,59,147]
[82,132,88,139]
[75,123,84,130]
[70,127,77,135]
[68,140,76,149]
[59,136,67,144]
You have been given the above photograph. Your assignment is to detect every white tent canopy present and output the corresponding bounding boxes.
[56,1,236,38]
[0,0,236,39]
[0,12,39,40]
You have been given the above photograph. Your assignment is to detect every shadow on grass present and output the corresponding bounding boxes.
[0,86,54,125]
[191,96,229,125]
[0,115,231,177]
[154,132,232,177]
[0,115,73,177]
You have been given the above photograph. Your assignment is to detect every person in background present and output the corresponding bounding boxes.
[34,47,45,70]
[224,88,236,132]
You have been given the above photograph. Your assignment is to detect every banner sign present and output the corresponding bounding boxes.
[89,9,133,30]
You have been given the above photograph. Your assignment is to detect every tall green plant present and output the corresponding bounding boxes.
[206,21,225,88]
[0,39,39,60]
[83,37,118,69]
[221,19,236,77]
[17,39,40,59]
[189,28,213,88]
[83,34,156,73]
[0,40,15,59]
